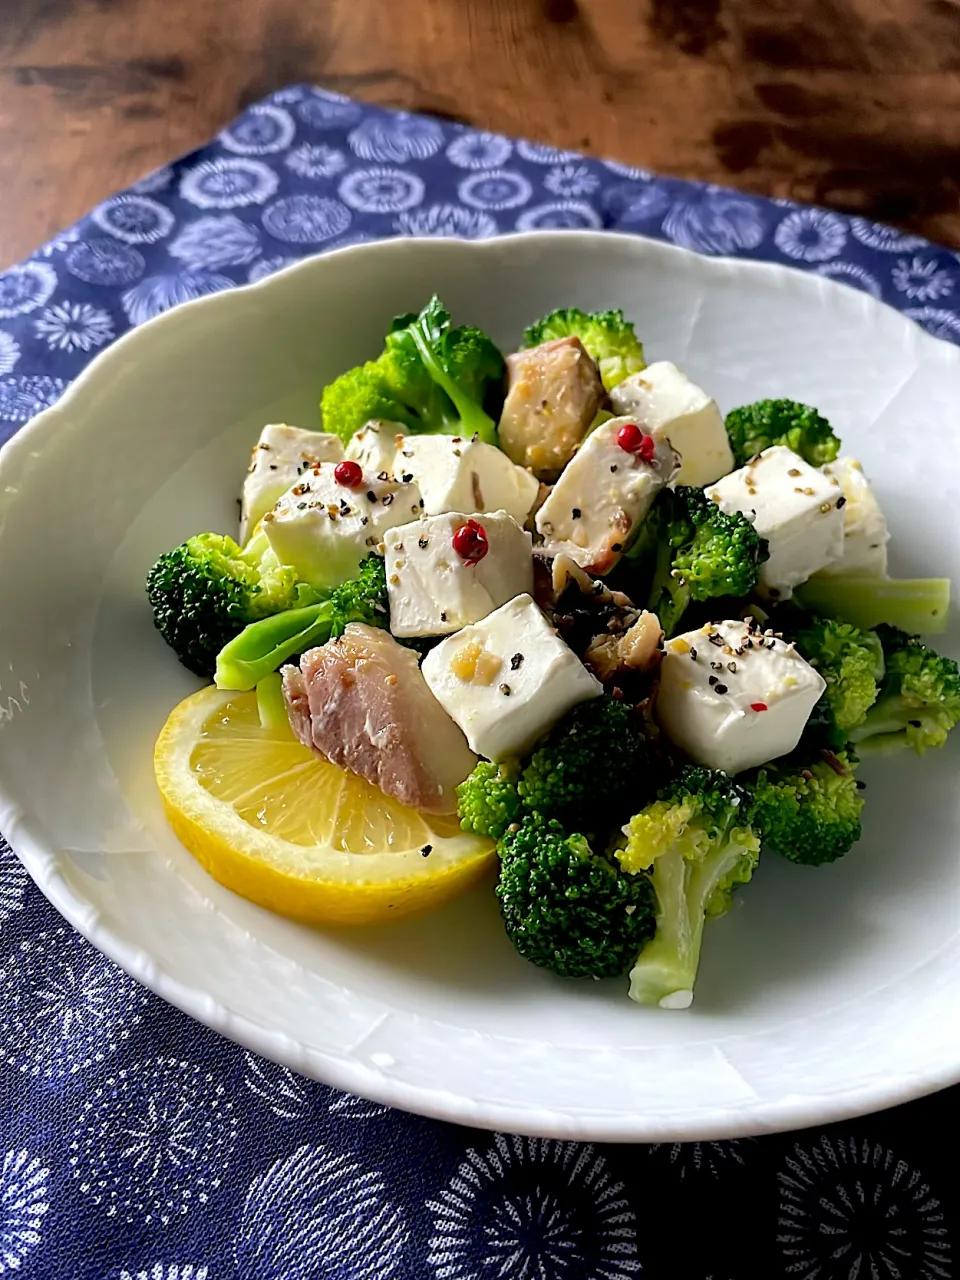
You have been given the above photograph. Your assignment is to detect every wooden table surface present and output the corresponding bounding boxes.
[2,0,960,268]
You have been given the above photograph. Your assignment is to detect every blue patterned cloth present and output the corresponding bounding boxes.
[0,86,956,1279]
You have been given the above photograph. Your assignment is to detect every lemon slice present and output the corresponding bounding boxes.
[154,686,495,925]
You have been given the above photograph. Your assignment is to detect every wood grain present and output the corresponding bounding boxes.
[2,0,960,268]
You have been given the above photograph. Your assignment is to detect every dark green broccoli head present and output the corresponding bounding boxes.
[496,814,656,979]
[522,306,645,391]
[319,361,420,445]
[750,750,863,866]
[629,487,767,637]
[329,554,389,633]
[793,617,884,747]
[850,626,960,754]
[146,532,305,677]
[518,697,663,832]
[457,760,523,840]
[725,398,841,468]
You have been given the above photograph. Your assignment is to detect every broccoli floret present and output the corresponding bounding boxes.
[496,814,657,979]
[618,766,760,1008]
[725,398,841,468]
[214,555,388,691]
[457,761,523,840]
[627,487,767,637]
[518,697,663,832]
[319,361,421,444]
[849,626,960,754]
[793,617,884,747]
[522,307,645,392]
[322,297,504,446]
[146,530,320,678]
[750,750,863,866]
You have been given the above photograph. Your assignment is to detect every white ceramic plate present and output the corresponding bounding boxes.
[1,231,958,1142]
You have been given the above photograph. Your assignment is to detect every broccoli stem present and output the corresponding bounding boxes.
[215,601,335,691]
[410,320,498,446]
[797,576,950,636]
[628,835,751,1009]
[256,673,293,734]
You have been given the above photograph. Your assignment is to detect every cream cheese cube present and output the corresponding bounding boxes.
[262,463,423,589]
[656,619,826,774]
[398,435,540,527]
[345,420,408,477]
[706,445,844,598]
[421,594,602,760]
[535,416,680,574]
[240,424,343,543]
[386,511,533,637]
[815,457,889,578]
[610,363,733,487]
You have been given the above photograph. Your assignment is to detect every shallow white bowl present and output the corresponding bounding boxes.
[1,231,958,1142]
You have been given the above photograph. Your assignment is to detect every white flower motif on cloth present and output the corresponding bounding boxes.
[0,374,66,425]
[69,1055,238,1225]
[814,260,883,299]
[284,143,347,180]
[0,1150,48,1275]
[516,139,582,164]
[327,1092,388,1120]
[904,306,960,340]
[850,218,928,252]
[0,924,148,1079]
[36,224,81,257]
[168,215,262,270]
[604,181,671,223]
[0,262,58,319]
[65,237,145,286]
[394,204,497,238]
[891,255,955,301]
[348,112,444,163]
[774,208,848,262]
[338,167,425,214]
[242,1051,314,1120]
[515,200,603,230]
[326,232,377,251]
[220,103,297,155]
[662,190,766,254]
[119,1267,209,1280]
[602,159,653,180]
[247,255,297,283]
[544,164,600,197]
[234,1144,408,1279]
[446,131,514,170]
[180,158,279,210]
[91,194,176,245]
[777,1135,952,1279]
[647,1139,755,1179]
[0,333,19,376]
[130,165,175,195]
[273,85,308,104]
[0,841,27,922]
[296,88,363,130]
[262,194,351,244]
[34,301,114,353]
[459,169,533,211]
[122,270,236,326]
[426,1134,641,1279]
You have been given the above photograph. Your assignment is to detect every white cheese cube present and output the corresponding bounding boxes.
[345,420,407,477]
[398,435,539,527]
[386,511,533,637]
[240,424,343,543]
[421,594,602,760]
[610,363,733,487]
[656,619,826,774]
[706,445,844,598]
[535,416,680,574]
[815,457,889,578]
[262,463,423,589]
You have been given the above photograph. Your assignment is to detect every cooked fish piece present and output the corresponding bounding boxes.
[281,623,476,814]
[498,336,605,481]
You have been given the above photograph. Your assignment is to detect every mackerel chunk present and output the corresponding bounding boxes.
[281,623,476,814]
